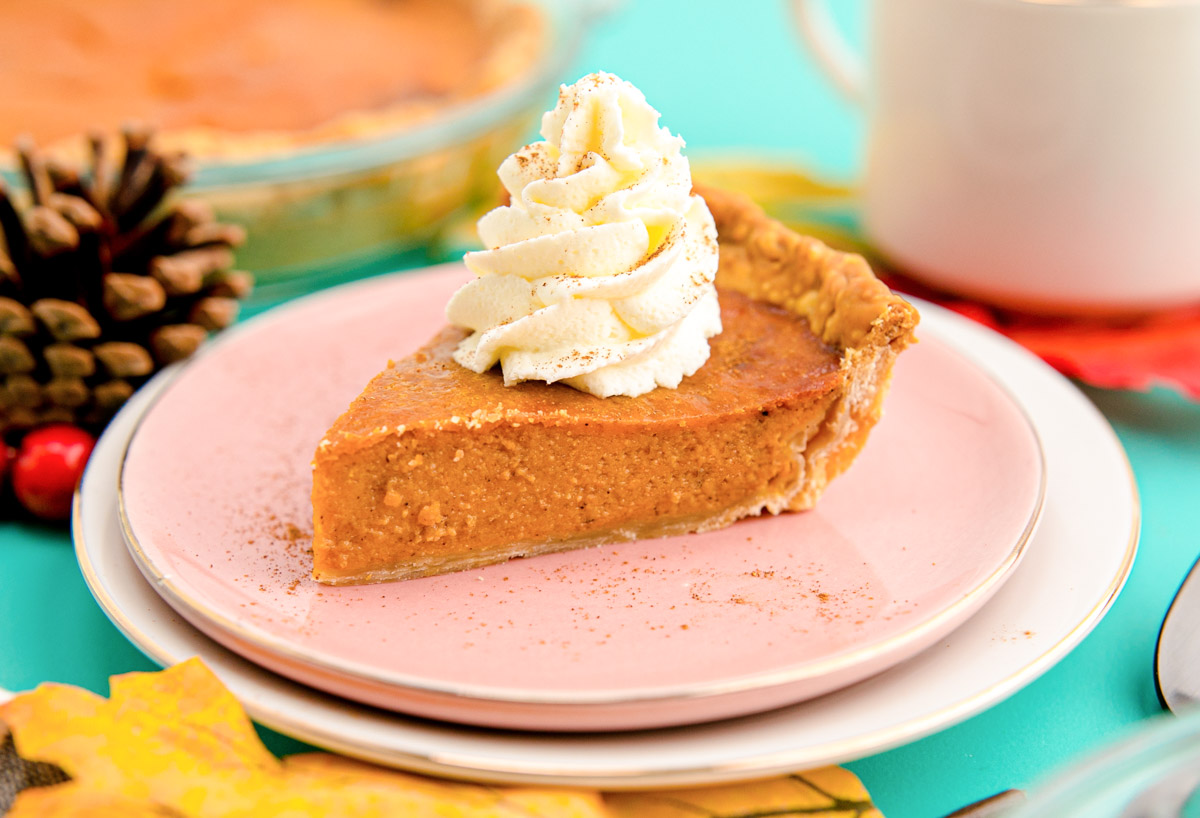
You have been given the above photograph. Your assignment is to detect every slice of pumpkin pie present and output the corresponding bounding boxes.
[310,74,918,585]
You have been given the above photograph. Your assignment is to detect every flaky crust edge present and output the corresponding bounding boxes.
[699,184,920,512]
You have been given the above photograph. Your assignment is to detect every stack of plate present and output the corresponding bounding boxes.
[76,264,1138,788]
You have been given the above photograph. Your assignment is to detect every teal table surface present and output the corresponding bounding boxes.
[3,3,1199,817]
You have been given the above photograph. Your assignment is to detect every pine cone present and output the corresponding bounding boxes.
[0,128,252,438]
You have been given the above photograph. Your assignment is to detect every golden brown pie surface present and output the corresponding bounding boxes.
[327,289,840,437]
[1,0,542,153]
[311,187,919,585]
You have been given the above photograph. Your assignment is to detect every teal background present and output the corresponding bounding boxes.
[3,2,1200,816]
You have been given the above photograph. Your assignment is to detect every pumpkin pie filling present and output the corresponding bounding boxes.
[311,187,919,585]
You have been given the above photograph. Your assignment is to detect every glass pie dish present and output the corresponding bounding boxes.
[196,0,591,293]
[0,0,591,295]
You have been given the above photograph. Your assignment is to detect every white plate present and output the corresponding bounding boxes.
[74,297,1138,789]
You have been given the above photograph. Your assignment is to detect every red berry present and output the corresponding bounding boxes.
[12,424,96,521]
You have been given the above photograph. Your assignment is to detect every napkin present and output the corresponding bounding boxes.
[690,160,1200,401]
[0,660,882,817]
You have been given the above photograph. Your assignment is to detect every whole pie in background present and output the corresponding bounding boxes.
[0,0,552,278]
[1,0,545,158]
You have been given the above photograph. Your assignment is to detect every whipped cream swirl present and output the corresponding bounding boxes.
[445,72,721,398]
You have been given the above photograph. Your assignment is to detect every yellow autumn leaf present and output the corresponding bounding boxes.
[692,160,855,206]
[0,659,881,818]
[691,161,873,257]
[606,771,883,817]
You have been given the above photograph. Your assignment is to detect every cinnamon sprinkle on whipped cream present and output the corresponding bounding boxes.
[445,72,721,398]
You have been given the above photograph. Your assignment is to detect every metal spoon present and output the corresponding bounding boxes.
[1155,553,1200,715]
[1109,554,1200,817]
[946,554,1200,817]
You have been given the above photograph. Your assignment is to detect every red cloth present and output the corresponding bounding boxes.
[879,271,1200,400]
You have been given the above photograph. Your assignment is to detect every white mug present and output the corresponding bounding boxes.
[794,0,1200,314]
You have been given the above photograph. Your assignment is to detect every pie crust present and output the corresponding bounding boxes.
[310,186,919,584]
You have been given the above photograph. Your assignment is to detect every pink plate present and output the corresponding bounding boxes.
[119,264,1044,731]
